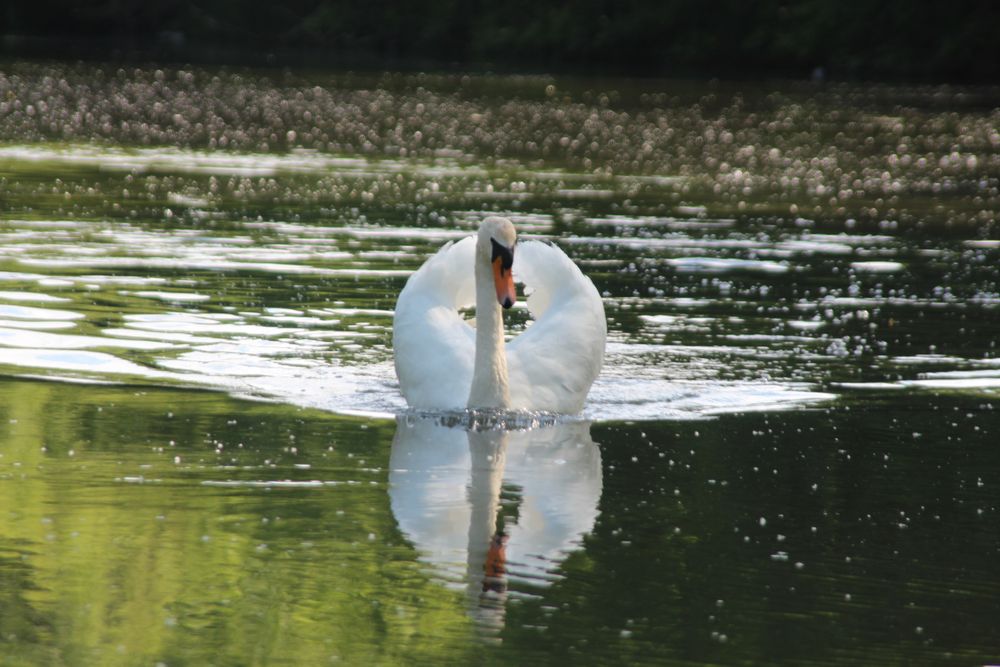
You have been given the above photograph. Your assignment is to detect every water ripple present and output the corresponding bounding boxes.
[0,138,997,419]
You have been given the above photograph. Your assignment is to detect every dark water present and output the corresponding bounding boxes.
[0,62,998,665]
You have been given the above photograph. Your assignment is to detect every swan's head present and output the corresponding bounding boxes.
[478,217,517,309]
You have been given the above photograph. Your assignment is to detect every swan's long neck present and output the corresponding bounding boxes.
[467,251,510,408]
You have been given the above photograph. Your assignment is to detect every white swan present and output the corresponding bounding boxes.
[393,216,606,413]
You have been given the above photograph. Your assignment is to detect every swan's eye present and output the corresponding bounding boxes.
[490,238,514,274]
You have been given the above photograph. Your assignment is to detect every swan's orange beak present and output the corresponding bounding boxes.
[493,256,516,309]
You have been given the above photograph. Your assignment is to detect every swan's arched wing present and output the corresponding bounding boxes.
[507,240,607,413]
[393,237,477,409]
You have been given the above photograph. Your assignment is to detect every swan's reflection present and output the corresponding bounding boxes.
[389,416,602,638]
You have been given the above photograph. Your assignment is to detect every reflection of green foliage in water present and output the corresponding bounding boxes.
[0,373,999,663]
[0,379,474,666]
[494,409,1000,665]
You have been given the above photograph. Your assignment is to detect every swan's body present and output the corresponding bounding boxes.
[393,217,606,414]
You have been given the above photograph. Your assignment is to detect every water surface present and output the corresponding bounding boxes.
[0,63,999,665]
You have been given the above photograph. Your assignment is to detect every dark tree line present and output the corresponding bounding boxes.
[3,0,998,82]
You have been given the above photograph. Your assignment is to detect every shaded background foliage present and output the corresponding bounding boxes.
[2,0,999,82]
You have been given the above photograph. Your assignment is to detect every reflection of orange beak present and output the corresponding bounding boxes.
[492,257,516,309]
[483,531,508,593]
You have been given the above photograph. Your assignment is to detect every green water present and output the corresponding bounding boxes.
[3,382,999,665]
[0,62,999,665]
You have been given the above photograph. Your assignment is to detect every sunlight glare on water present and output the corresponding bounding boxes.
[1,130,999,416]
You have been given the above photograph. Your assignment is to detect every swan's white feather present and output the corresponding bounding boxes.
[506,240,606,412]
[393,237,477,409]
[393,235,606,413]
